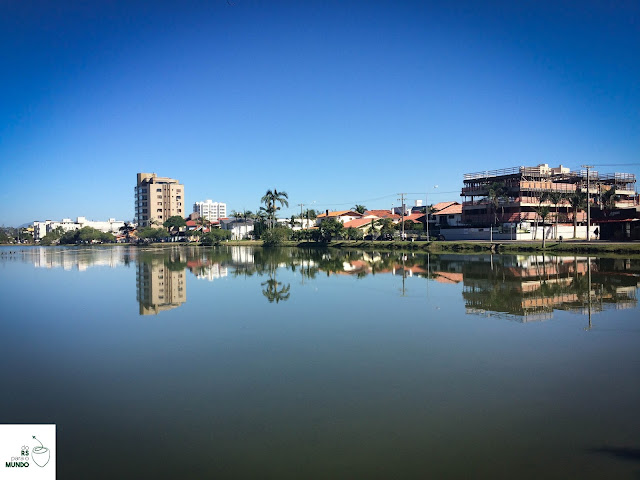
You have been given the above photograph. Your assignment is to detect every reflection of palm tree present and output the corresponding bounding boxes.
[261,278,291,303]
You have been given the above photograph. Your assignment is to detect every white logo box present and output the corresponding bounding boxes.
[0,425,55,480]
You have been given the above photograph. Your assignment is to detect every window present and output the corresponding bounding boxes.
[176,196,181,200]
[156,188,162,192]
[157,195,162,199]
[178,209,182,213]
[157,202,162,206]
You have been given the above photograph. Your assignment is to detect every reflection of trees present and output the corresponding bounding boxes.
[137,246,639,314]
[459,255,639,321]
[261,278,291,303]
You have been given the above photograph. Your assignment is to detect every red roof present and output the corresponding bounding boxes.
[401,213,426,223]
[364,210,401,219]
[343,218,375,229]
[432,201,458,212]
[434,204,462,215]
[317,210,362,218]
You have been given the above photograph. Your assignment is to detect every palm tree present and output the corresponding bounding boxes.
[547,191,565,239]
[485,182,509,228]
[353,204,367,214]
[119,222,136,243]
[568,191,587,239]
[261,189,289,228]
[600,187,618,210]
[534,205,551,249]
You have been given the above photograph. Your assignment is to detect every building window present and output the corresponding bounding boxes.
[156,188,162,192]
[157,195,162,199]
[157,202,162,206]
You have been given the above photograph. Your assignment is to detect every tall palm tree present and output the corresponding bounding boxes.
[547,191,565,239]
[261,189,289,228]
[568,191,587,239]
[485,182,509,227]
[534,205,551,249]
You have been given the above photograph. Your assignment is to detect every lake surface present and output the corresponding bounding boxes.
[1,245,639,479]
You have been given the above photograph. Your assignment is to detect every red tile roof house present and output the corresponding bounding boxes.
[316,210,364,225]
[432,203,464,227]
[343,217,378,234]
[363,210,401,221]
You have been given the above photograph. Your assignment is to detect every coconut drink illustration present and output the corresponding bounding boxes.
[32,436,50,467]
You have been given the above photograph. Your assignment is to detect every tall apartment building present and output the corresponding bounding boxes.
[193,199,227,222]
[135,173,185,227]
[461,164,637,227]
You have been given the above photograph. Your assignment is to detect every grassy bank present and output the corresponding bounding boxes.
[5,239,640,255]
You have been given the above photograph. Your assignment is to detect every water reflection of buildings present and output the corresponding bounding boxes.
[187,260,228,281]
[136,260,186,315]
[460,256,639,322]
[32,247,129,270]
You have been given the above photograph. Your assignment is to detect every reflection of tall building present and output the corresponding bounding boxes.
[231,246,254,264]
[136,260,186,315]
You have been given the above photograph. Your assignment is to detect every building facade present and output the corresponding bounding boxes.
[461,164,637,228]
[135,173,185,227]
[193,199,227,222]
[33,217,125,241]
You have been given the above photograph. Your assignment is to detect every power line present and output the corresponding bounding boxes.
[311,191,460,207]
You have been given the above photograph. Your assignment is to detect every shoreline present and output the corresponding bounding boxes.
[3,239,640,255]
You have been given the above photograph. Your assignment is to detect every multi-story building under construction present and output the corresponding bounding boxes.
[461,164,637,227]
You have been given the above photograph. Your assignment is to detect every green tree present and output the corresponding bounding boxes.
[262,226,290,246]
[568,191,587,239]
[345,227,364,240]
[260,189,289,228]
[201,229,231,246]
[40,226,65,245]
[319,218,344,242]
[163,216,186,229]
[137,227,169,242]
[600,187,618,210]
[376,218,395,237]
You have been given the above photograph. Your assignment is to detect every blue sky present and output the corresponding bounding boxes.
[1,1,638,226]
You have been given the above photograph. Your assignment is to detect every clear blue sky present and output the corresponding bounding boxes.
[1,0,638,226]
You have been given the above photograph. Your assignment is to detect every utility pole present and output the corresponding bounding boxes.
[582,165,593,241]
[425,186,438,240]
[297,203,304,230]
[398,193,405,240]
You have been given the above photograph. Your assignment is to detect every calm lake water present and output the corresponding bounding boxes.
[1,245,639,479]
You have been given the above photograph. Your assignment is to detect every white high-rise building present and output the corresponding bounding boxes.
[193,200,227,221]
